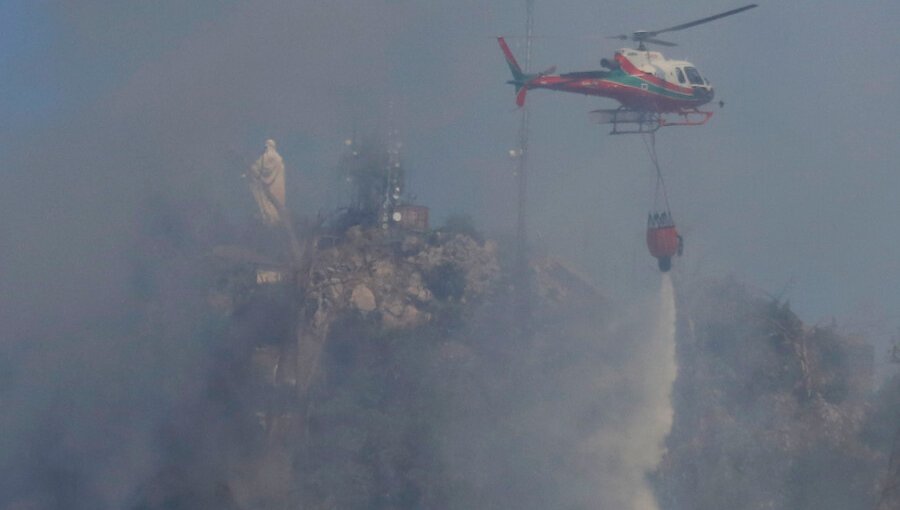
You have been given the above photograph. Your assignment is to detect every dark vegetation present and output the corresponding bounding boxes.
[423,262,465,301]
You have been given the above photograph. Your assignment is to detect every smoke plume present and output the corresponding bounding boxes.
[585,274,677,510]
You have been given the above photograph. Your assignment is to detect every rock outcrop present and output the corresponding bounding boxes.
[303,226,499,331]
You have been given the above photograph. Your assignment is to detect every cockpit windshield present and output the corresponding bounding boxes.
[684,67,705,85]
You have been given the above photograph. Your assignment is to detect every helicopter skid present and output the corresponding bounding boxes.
[590,108,713,135]
[660,109,714,127]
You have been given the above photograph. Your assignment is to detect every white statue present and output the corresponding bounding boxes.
[249,139,286,225]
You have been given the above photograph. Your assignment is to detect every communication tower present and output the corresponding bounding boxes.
[513,0,536,331]
[381,127,404,229]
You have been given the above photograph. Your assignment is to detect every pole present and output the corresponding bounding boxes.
[514,0,535,334]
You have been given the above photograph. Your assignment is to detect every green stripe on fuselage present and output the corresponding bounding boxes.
[560,71,610,79]
[606,70,693,101]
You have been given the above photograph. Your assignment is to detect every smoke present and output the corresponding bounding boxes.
[584,273,678,510]
[0,3,484,507]
[428,268,683,510]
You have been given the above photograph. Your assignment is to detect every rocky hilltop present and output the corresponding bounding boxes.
[123,214,898,510]
[131,214,659,509]
[308,225,500,329]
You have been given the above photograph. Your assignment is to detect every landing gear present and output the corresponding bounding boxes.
[591,107,713,135]
[659,109,714,128]
[591,108,662,135]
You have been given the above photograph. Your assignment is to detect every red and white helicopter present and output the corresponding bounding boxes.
[498,4,757,134]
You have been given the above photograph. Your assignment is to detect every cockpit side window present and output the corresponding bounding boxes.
[675,68,686,84]
[684,67,704,85]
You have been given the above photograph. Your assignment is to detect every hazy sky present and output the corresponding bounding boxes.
[3,0,900,341]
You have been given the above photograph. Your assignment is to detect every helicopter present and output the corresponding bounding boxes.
[498,4,757,134]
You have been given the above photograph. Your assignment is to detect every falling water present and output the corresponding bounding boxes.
[628,273,679,510]
[581,273,679,510]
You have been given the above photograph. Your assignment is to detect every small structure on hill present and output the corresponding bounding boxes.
[393,204,429,231]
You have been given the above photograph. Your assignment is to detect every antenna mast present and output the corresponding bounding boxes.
[381,102,403,230]
[514,0,535,330]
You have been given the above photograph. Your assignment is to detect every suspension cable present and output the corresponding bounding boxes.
[641,132,672,215]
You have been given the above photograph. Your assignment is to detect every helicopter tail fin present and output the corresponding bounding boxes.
[497,37,525,85]
[498,37,530,106]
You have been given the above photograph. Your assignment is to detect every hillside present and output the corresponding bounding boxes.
[657,278,881,510]
[127,217,682,509]
[116,216,892,510]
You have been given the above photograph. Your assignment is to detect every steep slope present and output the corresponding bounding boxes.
[657,278,880,510]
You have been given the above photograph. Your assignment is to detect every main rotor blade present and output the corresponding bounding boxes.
[647,4,757,37]
[644,38,677,47]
